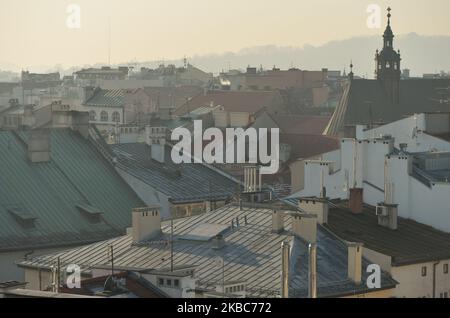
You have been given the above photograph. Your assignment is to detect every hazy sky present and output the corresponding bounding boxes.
[1,0,450,70]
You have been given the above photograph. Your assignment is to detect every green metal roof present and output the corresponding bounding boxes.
[84,88,125,108]
[0,128,144,252]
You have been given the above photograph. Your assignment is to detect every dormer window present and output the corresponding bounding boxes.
[76,203,103,223]
[8,207,37,229]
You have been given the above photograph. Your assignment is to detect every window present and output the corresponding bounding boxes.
[100,111,108,122]
[112,111,120,123]
[166,279,172,287]
[444,264,449,274]
[421,266,427,277]
[174,279,179,287]
[89,111,96,121]
[158,278,164,286]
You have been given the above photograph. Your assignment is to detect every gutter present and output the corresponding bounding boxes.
[433,261,440,298]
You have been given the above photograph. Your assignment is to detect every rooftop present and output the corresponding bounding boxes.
[327,79,450,136]
[111,143,239,204]
[84,88,127,108]
[19,203,396,298]
[0,128,143,252]
[325,201,450,266]
[175,90,281,116]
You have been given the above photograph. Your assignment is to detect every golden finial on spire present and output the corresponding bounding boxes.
[387,7,392,24]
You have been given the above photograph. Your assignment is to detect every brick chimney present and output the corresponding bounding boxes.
[146,126,167,163]
[27,129,51,163]
[349,188,363,214]
[131,206,162,243]
[272,210,284,233]
[291,214,317,244]
[347,242,363,284]
[299,198,328,225]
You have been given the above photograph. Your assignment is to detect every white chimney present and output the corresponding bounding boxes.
[347,242,363,284]
[299,198,328,225]
[291,214,317,244]
[146,126,167,163]
[308,243,317,298]
[272,210,284,233]
[28,129,51,163]
[132,206,162,243]
[281,241,290,298]
[243,166,260,193]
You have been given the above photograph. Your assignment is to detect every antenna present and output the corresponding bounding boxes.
[108,17,111,65]
[107,244,114,275]
[170,219,174,272]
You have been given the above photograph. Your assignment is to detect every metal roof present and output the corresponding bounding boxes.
[111,143,239,203]
[0,128,144,252]
[19,204,396,298]
[84,89,125,108]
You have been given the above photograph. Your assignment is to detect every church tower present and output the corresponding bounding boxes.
[375,7,401,104]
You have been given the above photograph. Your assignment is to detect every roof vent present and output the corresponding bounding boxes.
[8,207,37,229]
[76,204,103,224]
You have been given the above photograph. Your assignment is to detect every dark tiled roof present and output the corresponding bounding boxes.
[111,143,239,203]
[325,201,450,266]
[19,204,396,298]
[0,129,144,251]
[327,79,450,135]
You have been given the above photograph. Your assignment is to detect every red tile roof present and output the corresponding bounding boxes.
[175,90,281,116]
[268,113,331,135]
[280,133,340,161]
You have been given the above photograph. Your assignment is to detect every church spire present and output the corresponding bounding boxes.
[375,7,402,104]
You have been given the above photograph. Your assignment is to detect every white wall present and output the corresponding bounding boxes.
[291,121,450,232]
[1,247,73,283]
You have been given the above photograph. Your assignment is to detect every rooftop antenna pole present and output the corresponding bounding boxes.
[170,219,174,272]
[108,17,111,66]
[110,245,114,276]
[57,256,61,293]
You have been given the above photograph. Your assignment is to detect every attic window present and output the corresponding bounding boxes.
[8,207,37,229]
[76,204,103,224]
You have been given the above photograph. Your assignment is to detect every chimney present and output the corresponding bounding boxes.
[308,243,317,298]
[347,242,363,284]
[376,204,398,230]
[281,241,290,298]
[131,206,162,243]
[72,111,90,139]
[349,188,363,214]
[272,210,284,233]
[22,105,36,128]
[146,126,167,163]
[299,198,328,225]
[212,234,225,250]
[243,166,260,193]
[291,214,317,244]
[28,129,51,163]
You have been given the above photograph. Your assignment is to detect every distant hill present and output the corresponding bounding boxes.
[181,33,450,78]
[2,33,450,79]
